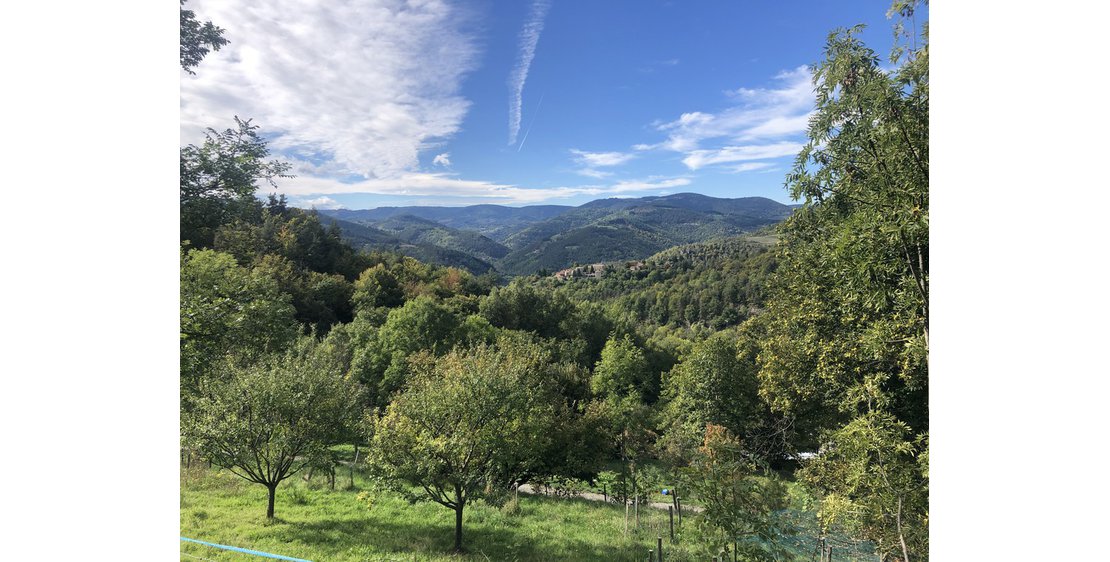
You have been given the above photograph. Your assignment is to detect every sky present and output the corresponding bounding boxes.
[180,0,925,209]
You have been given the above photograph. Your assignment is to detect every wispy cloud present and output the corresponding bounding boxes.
[682,142,803,170]
[728,162,776,173]
[639,66,814,171]
[570,149,636,168]
[609,177,691,192]
[569,149,634,178]
[180,0,480,179]
[638,57,680,74]
[292,196,344,209]
[576,168,614,179]
[655,66,813,150]
[433,153,451,167]
[507,0,552,146]
[269,173,689,205]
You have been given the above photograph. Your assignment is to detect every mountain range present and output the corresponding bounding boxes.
[318,193,794,276]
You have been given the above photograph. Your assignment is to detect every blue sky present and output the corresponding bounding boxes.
[180,0,924,209]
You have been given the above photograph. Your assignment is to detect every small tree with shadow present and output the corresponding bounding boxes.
[183,335,364,519]
[367,340,560,553]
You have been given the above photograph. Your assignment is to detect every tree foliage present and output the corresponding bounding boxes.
[352,263,405,312]
[180,118,292,248]
[591,334,651,400]
[686,425,793,562]
[801,412,927,561]
[367,340,562,552]
[757,5,928,558]
[180,0,228,75]
[183,336,364,518]
[179,247,298,394]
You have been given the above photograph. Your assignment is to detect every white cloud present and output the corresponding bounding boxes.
[180,0,480,179]
[681,142,804,170]
[507,0,552,146]
[570,149,636,168]
[570,149,635,178]
[636,66,814,171]
[728,162,775,173]
[264,173,690,205]
[653,66,814,153]
[292,196,344,209]
[609,177,691,192]
[576,168,613,179]
[433,153,451,167]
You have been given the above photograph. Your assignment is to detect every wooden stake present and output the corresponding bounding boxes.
[668,506,674,541]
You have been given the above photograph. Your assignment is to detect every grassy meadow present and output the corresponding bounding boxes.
[181,463,700,561]
[180,461,873,562]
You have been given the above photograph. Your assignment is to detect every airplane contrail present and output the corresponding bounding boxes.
[508,0,552,146]
[517,92,545,152]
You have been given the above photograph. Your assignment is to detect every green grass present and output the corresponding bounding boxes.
[181,464,702,561]
[181,462,876,561]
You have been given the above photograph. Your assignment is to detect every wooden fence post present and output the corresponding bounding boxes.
[668,506,674,541]
[657,536,663,562]
[634,477,639,527]
[675,489,682,525]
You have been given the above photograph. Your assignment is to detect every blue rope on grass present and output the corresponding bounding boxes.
[180,536,313,562]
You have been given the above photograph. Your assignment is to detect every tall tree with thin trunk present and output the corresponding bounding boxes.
[757,2,928,559]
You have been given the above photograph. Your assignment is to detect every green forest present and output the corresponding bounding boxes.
[180,1,928,560]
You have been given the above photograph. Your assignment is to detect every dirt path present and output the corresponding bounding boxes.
[516,483,702,513]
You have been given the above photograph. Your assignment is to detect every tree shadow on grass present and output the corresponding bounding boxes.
[291,515,651,561]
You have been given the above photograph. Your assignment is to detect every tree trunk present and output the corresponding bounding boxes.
[676,490,682,525]
[896,496,911,562]
[633,465,639,527]
[624,494,630,535]
[453,502,466,553]
[266,484,277,519]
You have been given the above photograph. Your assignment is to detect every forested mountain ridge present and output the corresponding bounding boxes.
[320,204,573,242]
[320,215,498,275]
[540,234,779,333]
[320,193,795,276]
[324,212,509,266]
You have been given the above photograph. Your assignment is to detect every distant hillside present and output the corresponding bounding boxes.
[318,193,794,277]
[320,216,496,275]
[320,204,572,242]
[542,234,780,330]
[366,214,510,264]
[498,194,793,275]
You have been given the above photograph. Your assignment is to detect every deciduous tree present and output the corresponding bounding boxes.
[686,425,793,562]
[183,336,364,519]
[180,117,292,248]
[179,247,298,395]
[757,3,928,558]
[367,341,560,552]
